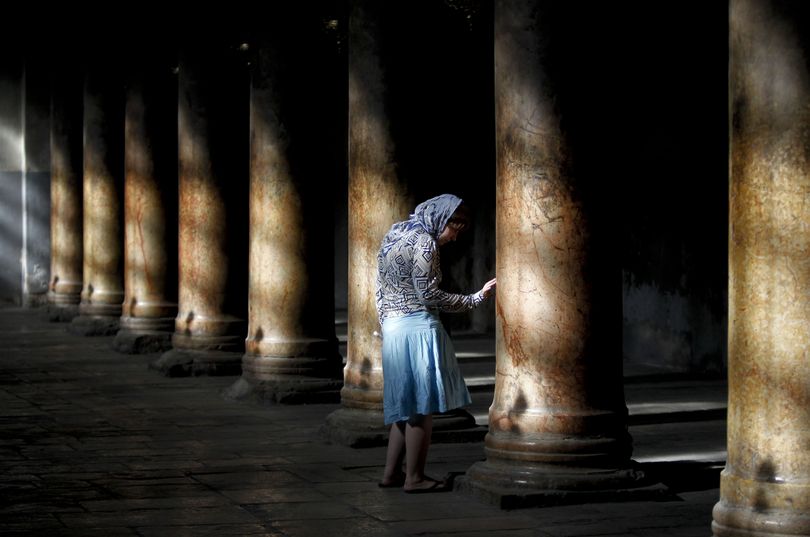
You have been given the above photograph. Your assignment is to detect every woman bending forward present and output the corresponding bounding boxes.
[375,194,496,493]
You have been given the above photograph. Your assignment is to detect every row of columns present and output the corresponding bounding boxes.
[41,1,809,533]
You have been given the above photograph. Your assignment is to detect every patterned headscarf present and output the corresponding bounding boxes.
[380,194,463,256]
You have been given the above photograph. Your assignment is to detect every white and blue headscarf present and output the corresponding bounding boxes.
[380,194,463,256]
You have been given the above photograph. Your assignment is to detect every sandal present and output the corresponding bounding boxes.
[403,480,451,494]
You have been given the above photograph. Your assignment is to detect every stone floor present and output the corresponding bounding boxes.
[1,307,726,536]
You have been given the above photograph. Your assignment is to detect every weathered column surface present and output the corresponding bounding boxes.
[69,63,125,336]
[320,0,410,446]
[150,39,248,376]
[224,14,343,403]
[321,0,478,447]
[457,0,661,507]
[113,52,178,354]
[48,64,83,321]
[713,1,810,535]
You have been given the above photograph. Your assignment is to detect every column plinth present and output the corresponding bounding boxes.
[152,317,246,377]
[229,342,343,404]
[114,311,176,354]
[712,1,810,535]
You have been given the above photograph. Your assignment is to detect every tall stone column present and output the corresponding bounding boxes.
[713,1,810,535]
[150,37,249,376]
[69,60,125,336]
[320,0,412,446]
[320,0,479,446]
[48,61,83,321]
[113,48,178,354]
[458,0,659,507]
[224,10,343,403]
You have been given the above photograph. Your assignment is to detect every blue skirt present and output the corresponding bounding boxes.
[381,311,472,425]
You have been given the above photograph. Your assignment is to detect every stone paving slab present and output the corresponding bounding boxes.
[136,523,280,537]
[272,516,405,537]
[0,307,724,536]
[388,514,543,534]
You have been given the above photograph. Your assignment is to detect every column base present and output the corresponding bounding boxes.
[224,351,344,404]
[320,407,486,448]
[68,315,120,336]
[46,304,80,323]
[224,376,343,405]
[320,407,388,448]
[149,348,242,377]
[113,316,175,354]
[113,330,174,354]
[456,459,670,509]
[713,497,810,536]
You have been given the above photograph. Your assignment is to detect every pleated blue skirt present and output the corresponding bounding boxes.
[381,311,472,425]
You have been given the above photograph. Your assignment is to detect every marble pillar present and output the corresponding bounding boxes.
[712,1,810,535]
[47,65,83,322]
[113,51,178,354]
[224,13,343,403]
[321,0,478,447]
[320,0,410,446]
[150,38,249,376]
[68,63,125,336]
[457,0,661,507]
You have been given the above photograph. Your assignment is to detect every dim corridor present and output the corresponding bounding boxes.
[1,307,724,536]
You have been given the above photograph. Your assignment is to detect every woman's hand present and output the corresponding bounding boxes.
[480,277,497,299]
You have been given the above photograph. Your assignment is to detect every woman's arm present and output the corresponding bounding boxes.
[411,234,485,313]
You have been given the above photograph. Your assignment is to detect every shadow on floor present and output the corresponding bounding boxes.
[639,460,723,494]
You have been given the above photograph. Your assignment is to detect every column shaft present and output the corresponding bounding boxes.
[69,61,125,336]
[48,62,83,321]
[113,50,178,353]
[458,0,658,508]
[321,0,483,446]
[321,0,413,445]
[713,1,810,535]
[151,38,249,376]
[225,9,344,403]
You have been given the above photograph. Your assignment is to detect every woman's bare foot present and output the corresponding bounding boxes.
[378,471,406,488]
[402,476,446,492]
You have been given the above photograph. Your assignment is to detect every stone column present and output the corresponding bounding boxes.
[224,12,343,403]
[457,0,660,507]
[69,61,125,336]
[150,38,249,376]
[320,0,478,446]
[48,61,83,321]
[320,0,412,446]
[712,1,810,535]
[113,49,178,354]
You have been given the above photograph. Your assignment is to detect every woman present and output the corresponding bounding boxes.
[376,193,496,493]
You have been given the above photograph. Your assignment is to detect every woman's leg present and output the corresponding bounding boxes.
[381,421,406,485]
[404,414,437,490]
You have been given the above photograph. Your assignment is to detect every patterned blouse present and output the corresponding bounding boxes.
[376,227,484,325]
